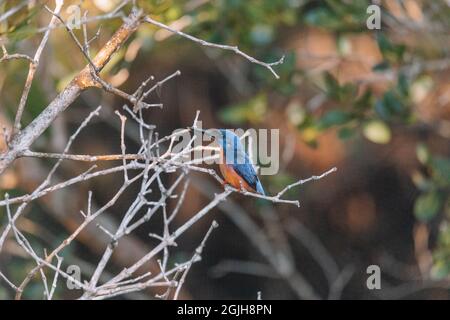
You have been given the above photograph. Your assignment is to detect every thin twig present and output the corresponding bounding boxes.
[13,0,64,136]
[144,16,284,79]
[174,220,219,300]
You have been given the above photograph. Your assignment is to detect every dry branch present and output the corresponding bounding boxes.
[0,1,341,301]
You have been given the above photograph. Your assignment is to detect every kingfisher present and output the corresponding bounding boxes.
[197,128,265,195]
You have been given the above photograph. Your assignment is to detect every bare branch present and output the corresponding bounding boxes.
[0,1,341,301]
[144,16,284,79]
[13,0,64,136]
[0,45,34,64]
[174,220,219,300]
[0,7,143,175]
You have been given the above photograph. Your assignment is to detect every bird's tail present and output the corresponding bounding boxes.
[256,180,265,196]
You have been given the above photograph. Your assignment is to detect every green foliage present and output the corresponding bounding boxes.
[323,72,357,103]
[25,83,49,125]
[219,93,267,125]
[375,88,409,121]
[317,110,353,129]
[414,191,444,222]
[376,33,406,65]
[185,0,302,49]
[0,1,41,40]
[413,145,450,222]
[303,0,371,31]
[412,146,450,277]
[210,3,418,146]
[259,51,299,95]
[432,223,450,280]
[337,126,355,140]
[431,158,450,187]
[266,172,297,199]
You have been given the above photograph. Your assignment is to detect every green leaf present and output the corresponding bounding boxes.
[338,126,355,139]
[431,158,450,185]
[377,33,406,63]
[375,99,390,120]
[383,90,403,113]
[304,7,341,29]
[323,72,340,99]
[397,72,409,97]
[377,33,394,55]
[375,90,408,120]
[414,191,443,222]
[322,72,356,102]
[317,110,352,129]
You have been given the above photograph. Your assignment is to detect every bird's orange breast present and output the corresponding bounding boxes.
[219,149,255,192]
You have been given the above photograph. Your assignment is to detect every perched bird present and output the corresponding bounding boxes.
[198,128,265,195]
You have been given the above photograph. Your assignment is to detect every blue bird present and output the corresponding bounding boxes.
[199,128,265,195]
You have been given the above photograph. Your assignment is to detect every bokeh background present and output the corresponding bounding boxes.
[0,0,449,299]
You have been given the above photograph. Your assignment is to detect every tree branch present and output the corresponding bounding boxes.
[0,7,143,175]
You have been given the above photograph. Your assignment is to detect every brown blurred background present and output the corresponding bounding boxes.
[0,0,449,299]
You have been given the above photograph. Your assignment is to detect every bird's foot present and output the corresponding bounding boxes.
[238,181,246,193]
[223,183,233,192]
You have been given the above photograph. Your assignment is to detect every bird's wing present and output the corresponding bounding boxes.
[232,149,264,195]
[233,162,258,189]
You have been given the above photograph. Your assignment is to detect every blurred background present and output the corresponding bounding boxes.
[0,0,449,299]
